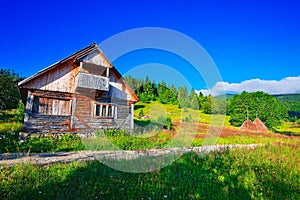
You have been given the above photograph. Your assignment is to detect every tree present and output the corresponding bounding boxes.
[228,91,285,129]
[168,84,178,105]
[157,82,178,105]
[124,76,144,94]
[189,88,199,110]
[177,86,190,108]
[202,95,212,114]
[0,69,23,111]
[198,92,205,109]
[211,98,227,114]
[140,76,156,101]
[157,81,167,103]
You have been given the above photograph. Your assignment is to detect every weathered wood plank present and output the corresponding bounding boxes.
[31,90,73,100]
[24,91,34,121]
[24,115,71,132]
[77,72,109,91]
[21,62,78,93]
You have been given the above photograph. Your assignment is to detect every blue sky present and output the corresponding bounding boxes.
[1,0,300,94]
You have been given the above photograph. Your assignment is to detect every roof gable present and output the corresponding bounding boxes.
[18,43,139,102]
[78,49,111,67]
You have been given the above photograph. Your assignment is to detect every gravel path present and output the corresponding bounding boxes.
[0,144,259,167]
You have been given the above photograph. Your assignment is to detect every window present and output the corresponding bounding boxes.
[32,97,71,116]
[94,103,115,118]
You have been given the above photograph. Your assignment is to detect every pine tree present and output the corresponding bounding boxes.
[0,69,23,111]
[190,89,199,110]
[177,87,189,108]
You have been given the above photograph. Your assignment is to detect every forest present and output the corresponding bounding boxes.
[1,70,299,130]
[125,76,300,129]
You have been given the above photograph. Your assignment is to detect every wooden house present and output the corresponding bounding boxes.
[18,43,139,133]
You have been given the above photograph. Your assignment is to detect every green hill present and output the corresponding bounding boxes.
[215,93,300,102]
[214,94,236,101]
[273,93,300,102]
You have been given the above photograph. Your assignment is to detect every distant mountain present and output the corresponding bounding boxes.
[215,94,236,101]
[215,93,300,102]
[273,94,300,102]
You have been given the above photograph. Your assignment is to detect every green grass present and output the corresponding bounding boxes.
[0,100,298,153]
[1,102,299,199]
[0,122,23,133]
[0,132,85,153]
[134,101,231,126]
[274,122,300,136]
[1,142,299,200]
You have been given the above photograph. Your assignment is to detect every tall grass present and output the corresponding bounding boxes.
[1,142,299,199]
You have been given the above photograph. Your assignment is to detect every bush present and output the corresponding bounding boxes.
[182,114,192,122]
[102,129,127,137]
[0,132,20,152]
[138,110,144,119]
[14,101,25,122]
[157,116,173,130]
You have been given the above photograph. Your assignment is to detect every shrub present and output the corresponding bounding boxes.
[14,101,25,122]
[0,132,20,152]
[157,116,173,130]
[138,110,144,119]
[182,114,192,122]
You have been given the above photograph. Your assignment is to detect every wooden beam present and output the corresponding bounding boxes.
[114,104,118,119]
[31,89,73,99]
[70,95,77,129]
[74,114,91,129]
[100,104,103,117]
[106,68,110,78]
[130,104,134,129]
[24,91,34,122]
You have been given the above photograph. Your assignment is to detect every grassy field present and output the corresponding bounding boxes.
[1,142,299,199]
[0,100,299,152]
[274,122,300,136]
[134,101,231,126]
[0,101,299,199]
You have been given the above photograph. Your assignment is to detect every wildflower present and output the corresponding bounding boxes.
[164,195,167,198]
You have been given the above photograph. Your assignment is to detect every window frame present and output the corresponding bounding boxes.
[32,96,71,116]
[94,102,115,118]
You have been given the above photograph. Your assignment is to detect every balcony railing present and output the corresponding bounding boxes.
[77,72,109,91]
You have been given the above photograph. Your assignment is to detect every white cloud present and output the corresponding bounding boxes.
[196,76,300,96]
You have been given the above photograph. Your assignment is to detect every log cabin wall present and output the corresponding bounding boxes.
[23,90,73,132]
[73,89,133,131]
[20,61,78,132]
[18,44,138,133]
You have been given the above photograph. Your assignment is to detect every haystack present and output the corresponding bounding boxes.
[240,119,257,132]
[253,118,268,132]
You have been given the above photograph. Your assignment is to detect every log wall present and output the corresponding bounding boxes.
[73,90,133,131]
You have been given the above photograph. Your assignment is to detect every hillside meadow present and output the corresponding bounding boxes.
[0,101,299,199]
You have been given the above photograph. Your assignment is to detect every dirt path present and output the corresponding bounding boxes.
[0,144,258,167]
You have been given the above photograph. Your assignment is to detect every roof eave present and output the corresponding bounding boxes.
[18,43,98,87]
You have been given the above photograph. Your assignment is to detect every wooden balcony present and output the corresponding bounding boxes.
[77,72,109,91]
